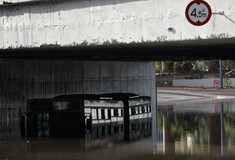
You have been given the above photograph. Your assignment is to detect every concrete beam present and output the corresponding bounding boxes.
[1,38,235,60]
[0,0,235,50]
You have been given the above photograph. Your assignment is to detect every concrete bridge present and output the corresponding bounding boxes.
[0,0,235,59]
[0,0,235,139]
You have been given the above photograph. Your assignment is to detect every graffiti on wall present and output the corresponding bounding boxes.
[214,80,220,86]
[214,79,232,88]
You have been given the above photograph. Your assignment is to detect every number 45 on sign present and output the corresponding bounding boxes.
[185,0,212,26]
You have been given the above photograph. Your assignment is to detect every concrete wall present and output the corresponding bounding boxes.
[173,78,235,88]
[0,0,235,49]
[1,0,32,4]
[0,59,156,138]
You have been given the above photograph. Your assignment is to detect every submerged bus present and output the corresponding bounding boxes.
[21,93,152,140]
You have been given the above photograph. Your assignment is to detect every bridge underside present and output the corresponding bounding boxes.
[1,38,235,61]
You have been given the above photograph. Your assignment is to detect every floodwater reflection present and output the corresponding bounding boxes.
[157,101,235,156]
[3,100,235,159]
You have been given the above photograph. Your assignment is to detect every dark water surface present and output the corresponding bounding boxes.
[2,100,235,160]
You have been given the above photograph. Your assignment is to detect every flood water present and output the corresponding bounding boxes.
[2,99,235,160]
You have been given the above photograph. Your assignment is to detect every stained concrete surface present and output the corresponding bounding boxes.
[1,0,235,50]
[0,59,156,139]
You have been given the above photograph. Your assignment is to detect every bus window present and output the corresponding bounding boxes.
[92,109,97,119]
[135,107,138,114]
[111,109,114,116]
[141,106,144,113]
[148,105,151,112]
[108,109,111,119]
[98,109,101,119]
[85,108,91,114]
[131,108,135,115]
[114,109,118,117]
[104,109,108,119]
[118,109,121,116]
[101,109,105,119]
[139,106,142,114]
[144,106,147,113]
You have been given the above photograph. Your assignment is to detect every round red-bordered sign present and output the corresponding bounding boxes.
[185,0,212,26]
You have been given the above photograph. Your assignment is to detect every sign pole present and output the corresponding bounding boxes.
[219,60,224,89]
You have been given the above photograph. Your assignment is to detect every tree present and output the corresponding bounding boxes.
[208,60,219,72]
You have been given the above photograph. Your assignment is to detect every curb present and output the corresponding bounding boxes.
[157,90,235,100]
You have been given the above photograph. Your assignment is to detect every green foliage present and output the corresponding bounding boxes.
[157,115,163,130]
[223,116,235,146]
[223,60,235,71]
[156,62,162,73]
[224,118,235,136]
[168,114,209,143]
[208,60,219,72]
[155,60,232,75]
[196,61,208,71]
[181,61,195,73]
[164,61,175,73]
[173,61,183,73]
[185,69,205,79]
[169,117,186,140]
[156,61,200,74]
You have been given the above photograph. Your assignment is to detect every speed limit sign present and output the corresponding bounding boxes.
[185,0,212,26]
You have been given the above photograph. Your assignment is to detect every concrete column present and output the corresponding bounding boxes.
[219,60,224,89]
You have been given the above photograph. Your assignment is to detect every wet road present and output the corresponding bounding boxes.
[157,92,203,104]
[2,99,235,159]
